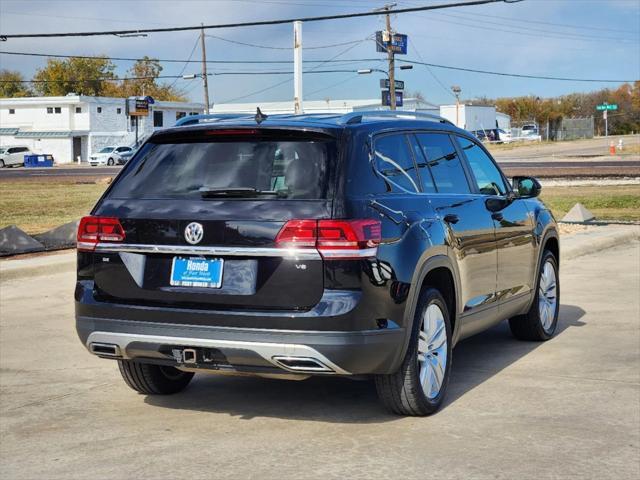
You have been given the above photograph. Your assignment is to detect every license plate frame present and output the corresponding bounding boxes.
[169,257,224,288]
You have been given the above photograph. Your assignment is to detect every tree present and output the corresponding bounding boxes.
[107,57,186,102]
[0,70,32,98]
[32,57,116,96]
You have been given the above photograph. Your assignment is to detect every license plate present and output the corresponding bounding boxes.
[170,257,223,288]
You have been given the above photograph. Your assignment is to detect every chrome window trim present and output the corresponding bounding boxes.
[93,243,322,259]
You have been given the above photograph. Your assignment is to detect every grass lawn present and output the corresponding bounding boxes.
[541,185,640,222]
[0,179,109,234]
[0,179,638,236]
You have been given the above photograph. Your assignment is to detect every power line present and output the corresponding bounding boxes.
[431,11,638,43]
[1,52,632,84]
[0,1,516,39]
[0,69,368,84]
[430,7,640,35]
[216,36,369,103]
[205,33,370,50]
[0,50,382,65]
[407,38,456,99]
[168,34,201,89]
[398,59,635,83]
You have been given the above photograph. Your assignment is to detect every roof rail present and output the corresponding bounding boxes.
[338,110,453,126]
[175,113,251,127]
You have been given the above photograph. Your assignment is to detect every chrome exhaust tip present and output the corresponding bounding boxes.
[272,356,334,373]
[90,342,121,357]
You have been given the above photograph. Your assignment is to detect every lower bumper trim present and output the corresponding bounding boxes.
[87,331,350,374]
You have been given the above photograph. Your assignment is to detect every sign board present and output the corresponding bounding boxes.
[375,31,408,55]
[379,78,405,90]
[382,90,403,107]
[126,96,154,116]
[596,103,618,111]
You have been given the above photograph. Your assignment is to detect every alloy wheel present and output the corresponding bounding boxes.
[538,260,557,332]
[417,303,448,399]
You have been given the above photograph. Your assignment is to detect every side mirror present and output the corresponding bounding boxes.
[513,176,542,198]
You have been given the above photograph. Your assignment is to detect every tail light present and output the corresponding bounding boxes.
[77,216,125,251]
[275,219,381,259]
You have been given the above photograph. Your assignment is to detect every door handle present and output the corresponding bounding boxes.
[443,214,459,224]
[492,212,504,221]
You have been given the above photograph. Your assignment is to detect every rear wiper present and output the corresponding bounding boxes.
[199,187,288,198]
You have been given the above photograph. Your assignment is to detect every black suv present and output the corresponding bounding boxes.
[75,111,559,416]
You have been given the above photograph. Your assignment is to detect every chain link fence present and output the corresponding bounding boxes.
[511,117,594,141]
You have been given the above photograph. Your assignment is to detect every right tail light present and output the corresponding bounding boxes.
[275,219,381,259]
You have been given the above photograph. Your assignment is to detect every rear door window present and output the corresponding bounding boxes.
[108,134,332,200]
[415,133,471,194]
[372,133,420,193]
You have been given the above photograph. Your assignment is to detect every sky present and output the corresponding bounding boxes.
[0,0,639,107]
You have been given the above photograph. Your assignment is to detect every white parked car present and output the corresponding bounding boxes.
[0,145,32,167]
[89,146,134,166]
[497,128,512,143]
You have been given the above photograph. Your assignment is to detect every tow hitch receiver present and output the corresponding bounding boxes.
[171,347,227,367]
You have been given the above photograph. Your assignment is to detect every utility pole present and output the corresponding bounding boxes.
[200,26,210,114]
[293,21,303,114]
[383,5,397,110]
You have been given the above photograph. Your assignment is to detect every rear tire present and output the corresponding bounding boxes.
[117,360,194,394]
[375,287,452,416]
[107,158,114,166]
[0,160,4,168]
[509,250,559,341]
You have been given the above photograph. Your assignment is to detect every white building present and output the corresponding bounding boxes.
[0,95,203,163]
[211,97,440,115]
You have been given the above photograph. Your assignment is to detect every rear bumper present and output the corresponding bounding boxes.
[77,315,405,375]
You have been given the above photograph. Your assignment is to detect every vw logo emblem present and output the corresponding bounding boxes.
[184,222,204,245]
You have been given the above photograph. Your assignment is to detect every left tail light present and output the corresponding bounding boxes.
[77,216,125,252]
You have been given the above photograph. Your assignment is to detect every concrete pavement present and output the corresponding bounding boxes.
[0,242,639,479]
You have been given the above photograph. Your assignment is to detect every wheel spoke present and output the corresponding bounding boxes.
[429,355,445,394]
[418,331,429,354]
[429,323,447,351]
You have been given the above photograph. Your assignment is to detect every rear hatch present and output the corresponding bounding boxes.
[85,127,337,311]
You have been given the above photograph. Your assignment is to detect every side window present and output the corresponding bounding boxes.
[372,134,420,193]
[415,133,470,194]
[407,135,436,193]
[457,136,507,196]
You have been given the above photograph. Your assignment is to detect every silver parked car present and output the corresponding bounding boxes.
[89,146,134,166]
[0,145,32,167]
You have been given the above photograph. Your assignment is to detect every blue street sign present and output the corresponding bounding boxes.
[382,90,403,107]
[376,31,408,55]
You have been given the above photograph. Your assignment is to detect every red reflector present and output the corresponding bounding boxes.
[77,216,125,251]
[275,219,381,259]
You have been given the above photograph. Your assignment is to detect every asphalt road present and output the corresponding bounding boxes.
[490,134,639,161]
[0,242,638,479]
[1,160,639,180]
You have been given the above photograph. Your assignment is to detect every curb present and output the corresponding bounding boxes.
[0,251,76,282]
[561,227,640,261]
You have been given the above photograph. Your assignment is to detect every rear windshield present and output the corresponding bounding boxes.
[108,137,332,200]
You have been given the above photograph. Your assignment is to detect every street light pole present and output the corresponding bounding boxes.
[293,21,303,114]
[451,85,461,128]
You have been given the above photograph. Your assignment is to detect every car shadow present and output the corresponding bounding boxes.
[444,303,586,406]
[144,304,586,423]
